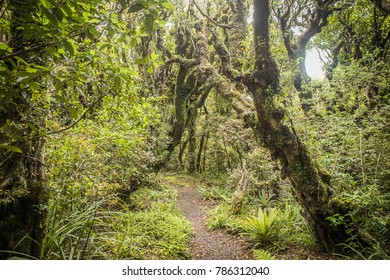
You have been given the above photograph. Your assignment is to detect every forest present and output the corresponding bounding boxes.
[0,0,389,260]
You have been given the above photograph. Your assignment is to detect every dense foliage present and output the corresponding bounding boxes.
[0,0,388,259]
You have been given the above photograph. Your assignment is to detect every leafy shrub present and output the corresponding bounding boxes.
[243,208,282,247]
[333,186,390,259]
[279,203,315,248]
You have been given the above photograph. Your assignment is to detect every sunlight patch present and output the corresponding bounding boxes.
[305,48,325,80]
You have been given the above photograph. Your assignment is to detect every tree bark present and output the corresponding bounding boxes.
[0,1,49,259]
[196,122,207,173]
[230,163,249,214]
[178,138,188,170]
[246,0,350,252]
[201,131,209,174]
[276,0,338,110]
[187,108,197,174]
[228,0,249,69]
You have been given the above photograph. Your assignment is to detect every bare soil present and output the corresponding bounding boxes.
[163,176,252,260]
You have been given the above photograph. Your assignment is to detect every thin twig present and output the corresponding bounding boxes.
[374,153,381,183]
[0,41,56,60]
[46,92,107,136]
[359,128,365,184]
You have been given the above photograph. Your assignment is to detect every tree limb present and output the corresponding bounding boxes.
[193,0,232,29]
[163,57,198,68]
[46,91,107,136]
[0,41,56,61]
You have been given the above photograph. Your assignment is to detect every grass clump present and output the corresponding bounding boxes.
[206,196,316,254]
[102,206,192,259]
[240,204,315,251]
[40,182,192,260]
[99,185,193,259]
[42,202,104,260]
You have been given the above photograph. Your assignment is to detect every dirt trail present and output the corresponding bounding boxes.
[162,176,252,260]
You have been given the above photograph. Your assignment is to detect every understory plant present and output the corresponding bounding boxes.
[42,201,107,260]
[99,185,193,259]
[252,249,276,260]
[244,208,282,247]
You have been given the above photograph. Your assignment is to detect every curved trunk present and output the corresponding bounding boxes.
[248,0,350,252]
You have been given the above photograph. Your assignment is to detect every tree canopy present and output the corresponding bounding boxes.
[0,0,389,260]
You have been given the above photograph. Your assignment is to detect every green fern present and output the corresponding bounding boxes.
[257,189,277,211]
[244,208,281,246]
[253,249,276,260]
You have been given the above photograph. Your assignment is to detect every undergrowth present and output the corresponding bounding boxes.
[41,183,192,260]
[204,180,316,256]
[98,185,193,259]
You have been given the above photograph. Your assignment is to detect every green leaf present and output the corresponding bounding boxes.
[27,123,38,131]
[155,19,167,28]
[135,58,145,64]
[87,26,99,37]
[78,2,90,12]
[150,53,158,60]
[82,11,89,20]
[128,4,144,13]
[14,56,27,65]
[62,40,75,56]
[119,0,127,8]
[42,7,59,27]
[60,2,73,16]
[40,0,53,9]
[129,38,137,48]
[0,144,23,153]
[0,43,9,51]
[26,67,38,73]
[70,107,79,119]
[53,7,64,22]
[143,14,155,33]
[160,2,175,10]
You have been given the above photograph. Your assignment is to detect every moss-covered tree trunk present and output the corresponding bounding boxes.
[187,107,197,174]
[178,138,188,170]
[0,1,49,259]
[247,0,350,252]
[230,163,249,214]
[196,120,208,173]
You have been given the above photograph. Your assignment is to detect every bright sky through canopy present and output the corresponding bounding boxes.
[305,48,325,79]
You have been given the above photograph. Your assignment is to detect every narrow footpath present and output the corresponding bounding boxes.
[162,175,252,260]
